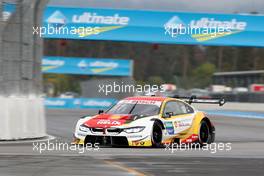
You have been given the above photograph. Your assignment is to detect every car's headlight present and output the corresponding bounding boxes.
[79,124,90,132]
[123,126,145,133]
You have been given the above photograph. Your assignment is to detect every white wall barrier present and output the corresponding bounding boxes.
[0,96,46,140]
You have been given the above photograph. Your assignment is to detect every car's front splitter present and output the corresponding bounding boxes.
[72,134,153,147]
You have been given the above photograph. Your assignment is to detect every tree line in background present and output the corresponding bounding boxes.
[44,39,264,94]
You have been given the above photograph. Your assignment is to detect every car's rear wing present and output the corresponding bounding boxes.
[172,95,226,106]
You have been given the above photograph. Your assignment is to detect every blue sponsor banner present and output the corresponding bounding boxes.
[42,56,133,76]
[2,3,16,21]
[45,97,117,109]
[43,6,264,47]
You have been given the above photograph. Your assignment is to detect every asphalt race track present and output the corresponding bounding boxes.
[0,109,264,176]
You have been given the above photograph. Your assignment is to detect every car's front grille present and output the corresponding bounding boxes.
[90,128,123,134]
[91,128,104,133]
[107,128,123,134]
[84,135,128,146]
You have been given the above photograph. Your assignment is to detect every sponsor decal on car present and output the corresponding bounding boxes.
[132,141,145,146]
[84,114,131,128]
[127,135,143,139]
[131,136,149,146]
[164,121,174,135]
[173,119,192,128]
[181,134,199,143]
[97,119,121,125]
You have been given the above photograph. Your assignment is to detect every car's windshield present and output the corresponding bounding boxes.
[106,101,161,116]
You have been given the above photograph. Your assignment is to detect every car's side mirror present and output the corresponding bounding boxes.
[98,110,104,114]
[163,112,173,118]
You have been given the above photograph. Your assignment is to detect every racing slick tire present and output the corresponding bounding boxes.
[198,120,214,145]
[151,121,163,147]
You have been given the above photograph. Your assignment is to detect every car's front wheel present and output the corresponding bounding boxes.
[151,122,163,147]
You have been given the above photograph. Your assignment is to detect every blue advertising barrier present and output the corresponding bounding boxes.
[2,3,16,21]
[43,6,264,47]
[45,98,117,109]
[3,4,264,47]
[42,56,133,76]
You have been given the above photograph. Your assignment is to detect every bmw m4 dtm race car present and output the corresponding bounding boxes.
[72,96,225,147]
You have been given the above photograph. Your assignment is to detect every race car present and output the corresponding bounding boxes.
[72,96,225,147]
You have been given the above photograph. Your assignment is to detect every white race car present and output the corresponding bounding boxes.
[72,96,225,147]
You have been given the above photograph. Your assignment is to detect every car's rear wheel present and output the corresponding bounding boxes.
[198,120,211,145]
[151,122,163,147]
